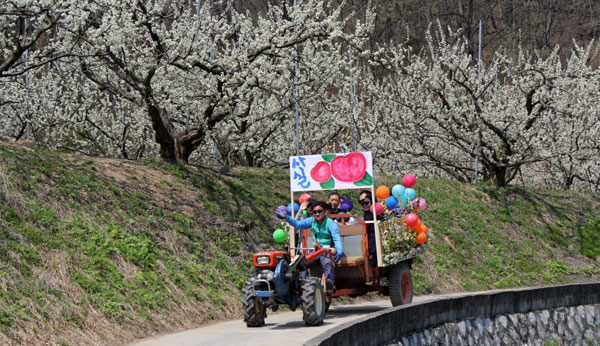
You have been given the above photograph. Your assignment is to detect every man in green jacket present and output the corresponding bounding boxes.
[277,201,343,291]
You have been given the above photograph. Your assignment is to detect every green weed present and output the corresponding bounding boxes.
[579,217,600,259]
[542,260,571,283]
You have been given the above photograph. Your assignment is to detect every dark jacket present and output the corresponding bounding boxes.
[363,210,382,255]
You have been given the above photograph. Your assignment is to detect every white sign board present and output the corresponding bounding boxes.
[289,152,373,192]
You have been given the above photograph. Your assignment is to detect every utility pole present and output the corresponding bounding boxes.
[209,3,218,165]
[24,25,31,141]
[472,20,483,183]
[196,0,219,165]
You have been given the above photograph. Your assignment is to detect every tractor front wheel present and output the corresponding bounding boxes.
[389,262,413,306]
[242,280,266,327]
[301,278,326,326]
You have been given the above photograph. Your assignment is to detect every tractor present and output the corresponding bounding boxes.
[242,244,334,326]
[242,151,426,327]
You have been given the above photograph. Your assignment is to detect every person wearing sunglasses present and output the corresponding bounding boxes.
[359,190,381,258]
[279,200,343,292]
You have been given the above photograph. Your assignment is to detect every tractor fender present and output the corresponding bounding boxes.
[273,258,289,297]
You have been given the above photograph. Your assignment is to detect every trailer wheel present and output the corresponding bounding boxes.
[389,262,413,306]
[301,278,326,326]
[242,280,266,327]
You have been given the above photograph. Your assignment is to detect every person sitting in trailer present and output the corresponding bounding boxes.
[359,190,382,258]
[326,192,341,214]
[327,191,350,223]
[276,201,343,292]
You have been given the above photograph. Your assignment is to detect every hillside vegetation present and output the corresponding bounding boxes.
[0,142,599,345]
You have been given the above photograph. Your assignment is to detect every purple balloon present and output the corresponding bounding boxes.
[275,206,288,219]
[340,199,353,212]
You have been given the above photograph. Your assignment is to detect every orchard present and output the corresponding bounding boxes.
[1,0,598,191]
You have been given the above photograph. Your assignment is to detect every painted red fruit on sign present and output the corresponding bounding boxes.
[330,152,367,182]
[310,161,332,183]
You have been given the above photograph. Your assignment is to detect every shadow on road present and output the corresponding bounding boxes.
[267,304,390,330]
[327,304,389,315]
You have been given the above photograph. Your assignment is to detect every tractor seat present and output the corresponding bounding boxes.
[339,256,364,265]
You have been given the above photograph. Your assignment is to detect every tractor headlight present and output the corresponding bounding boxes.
[256,256,270,265]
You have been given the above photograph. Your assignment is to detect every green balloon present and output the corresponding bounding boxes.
[273,229,286,242]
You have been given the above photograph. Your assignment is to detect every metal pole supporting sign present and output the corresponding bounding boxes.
[294,0,300,156]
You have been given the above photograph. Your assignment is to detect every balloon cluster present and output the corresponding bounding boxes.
[375,174,428,245]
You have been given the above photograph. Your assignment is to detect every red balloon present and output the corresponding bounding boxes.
[405,213,419,227]
[402,174,416,188]
[373,202,384,215]
[299,193,312,204]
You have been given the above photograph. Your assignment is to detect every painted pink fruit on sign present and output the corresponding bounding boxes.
[330,152,367,182]
[310,161,332,183]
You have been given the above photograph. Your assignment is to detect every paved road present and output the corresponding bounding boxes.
[129,294,462,346]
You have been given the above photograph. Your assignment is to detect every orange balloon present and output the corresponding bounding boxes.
[376,185,390,200]
[416,232,427,244]
[420,224,428,234]
[409,219,421,231]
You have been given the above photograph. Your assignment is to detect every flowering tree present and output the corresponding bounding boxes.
[1,2,599,190]
[0,1,75,140]
[362,25,600,188]
[45,0,371,163]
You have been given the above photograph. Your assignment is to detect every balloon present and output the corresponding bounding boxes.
[299,193,312,204]
[385,196,398,209]
[405,188,417,201]
[419,224,428,234]
[340,199,354,212]
[376,185,390,200]
[416,232,427,244]
[411,219,422,231]
[405,213,419,227]
[411,197,427,211]
[391,184,405,199]
[287,202,300,215]
[374,202,384,215]
[400,193,410,206]
[273,229,286,242]
[402,174,416,188]
[275,206,288,219]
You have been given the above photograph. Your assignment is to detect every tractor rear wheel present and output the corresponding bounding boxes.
[389,262,413,306]
[242,280,266,327]
[301,278,326,326]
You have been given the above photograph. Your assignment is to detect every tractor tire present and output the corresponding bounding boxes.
[301,278,326,326]
[389,262,413,306]
[242,280,266,327]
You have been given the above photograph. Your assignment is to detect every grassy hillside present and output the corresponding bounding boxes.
[0,142,599,345]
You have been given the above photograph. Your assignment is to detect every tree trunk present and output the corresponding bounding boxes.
[146,102,209,164]
[491,166,507,186]
[147,104,177,163]
[174,127,205,163]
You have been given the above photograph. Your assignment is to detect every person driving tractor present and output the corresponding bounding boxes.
[277,201,343,292]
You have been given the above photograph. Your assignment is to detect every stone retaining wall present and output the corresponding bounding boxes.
[386,304,600,346]
[305,283,600,346]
